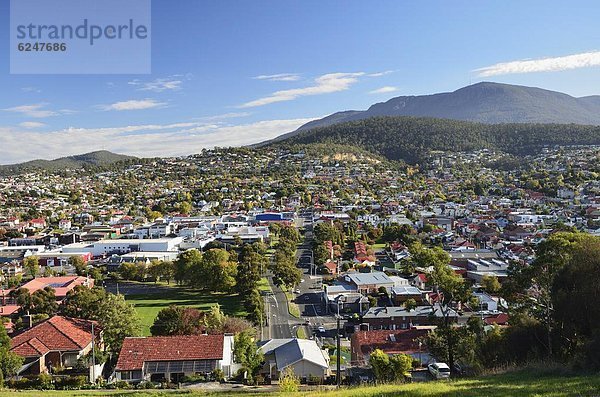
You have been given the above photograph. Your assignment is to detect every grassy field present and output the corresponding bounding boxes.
[125,285,245,335]
[2,367,600,396]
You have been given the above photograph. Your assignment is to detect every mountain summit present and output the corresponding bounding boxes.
[292,82,600,134]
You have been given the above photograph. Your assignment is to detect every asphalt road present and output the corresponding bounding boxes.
[262,209,340,341]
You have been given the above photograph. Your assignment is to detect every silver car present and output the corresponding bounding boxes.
[428,362,451,379]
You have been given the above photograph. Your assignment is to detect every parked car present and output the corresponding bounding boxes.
[428,362,451,379]
[317,326,326,334]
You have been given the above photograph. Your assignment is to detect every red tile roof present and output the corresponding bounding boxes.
[351,329,429,357]
[115,335,225,371]
[10,316,96,358]
[20,276,94,298]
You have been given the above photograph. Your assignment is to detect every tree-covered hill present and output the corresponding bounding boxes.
[0,150,138,175]
[273,116,600,163]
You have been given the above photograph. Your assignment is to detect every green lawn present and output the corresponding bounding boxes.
[257,277,272,294]
[296,326,308,339]
[2,367,600,396]
[125,286,246,335]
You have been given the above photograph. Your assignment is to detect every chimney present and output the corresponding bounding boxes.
[23,314,33,329]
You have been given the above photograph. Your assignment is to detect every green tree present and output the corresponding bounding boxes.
[23,255,40,278]
[403,298,417,311]
[118,262,138,281]
[30,287,59,316]
[279,366,300,392]
[0,326,23,380]
[552,235,600,366]
[174,249,202,285]
[369,349,390,383]
[233,330,264,385]
[62,286,107,319]
[481,275,501,294]
[70,255,87,276]
[97,294,142,352]
[422,243,472,372]
[150,305,203,336]
[504,232,586,357]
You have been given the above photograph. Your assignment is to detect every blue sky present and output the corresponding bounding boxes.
[1,0,600,163]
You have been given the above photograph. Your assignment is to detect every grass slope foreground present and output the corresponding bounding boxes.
[1,367,598,396]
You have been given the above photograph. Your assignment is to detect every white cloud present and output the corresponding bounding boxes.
[367,70,395,77]
[194,112,252,121]
[129,77,184,92]
[0,117,316,164]
[21,87,41,93]
[253,73,301,82]
[369,86,399,94]
[19,121,46,129]
[99,99,167,111]
[240,72,366,108]
[475,51,600,77]
[3,103,60,118]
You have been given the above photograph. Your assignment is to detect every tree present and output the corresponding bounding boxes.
[236,245,264,295]
[198,249,237,293]
[481,275,501,294]
[0,326,23,380]
[504,232,585,357]
[31,287,59,316]
[118,262,138,281]
[421,243,472,372]
[279,225,300,244]
[552,235,600,366]
[279,366,300,392]
[244,288,264,325]
[62,286,107,319]
[174,249,202,285]
[234,330,264,385]
[369,348,390,383]
[403,298,417,311]
[150,305,203,336]
[96,294,142,352]
[9,288,31,313]
[23,255,39,278]
[70,255,87,276]
[389,353,413,381]
[204,304,227,334]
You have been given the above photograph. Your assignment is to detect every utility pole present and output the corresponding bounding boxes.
[91,322,96,384]
[336,315,341,388]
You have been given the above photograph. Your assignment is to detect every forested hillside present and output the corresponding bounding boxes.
[276,116,600,163]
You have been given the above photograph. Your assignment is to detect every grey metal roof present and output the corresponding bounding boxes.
[259,338,328,369]
[346,272,394,286]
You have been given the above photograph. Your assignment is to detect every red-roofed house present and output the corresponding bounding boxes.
[10,316,99,375]
[114,335,236,383]
[20,276,94,300]
[351,329,431,366]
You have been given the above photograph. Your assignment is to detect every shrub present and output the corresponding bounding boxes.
[112,380,131,389]
[279,367,300,392]
[34,373,54,390]
[212,368,225,382]
[55,375,87,390]
[137,380,156,389]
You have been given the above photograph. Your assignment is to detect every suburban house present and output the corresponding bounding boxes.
[258,338,330,382]
[344,272,395,295]
[390,285,424,305]
[10,316,99,375]
[362,304,463,330]
[20,276,94,301]
[351,328,431,366]
[114,335,235,383]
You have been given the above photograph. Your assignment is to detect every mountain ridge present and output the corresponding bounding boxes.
[0,150,137,175]
[287,82,600,136]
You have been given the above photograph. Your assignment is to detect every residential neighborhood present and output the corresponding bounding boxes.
[0,142,598,393]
